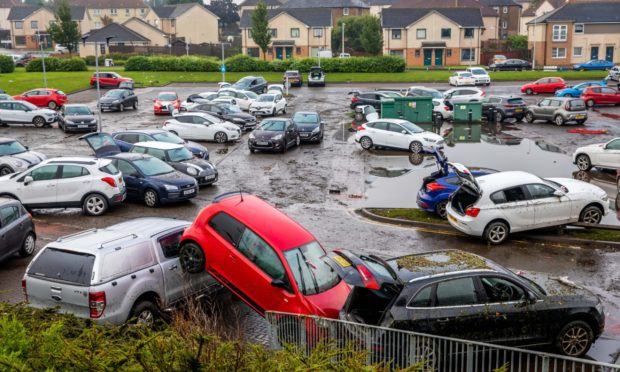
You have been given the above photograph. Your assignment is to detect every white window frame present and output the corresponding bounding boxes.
[111,8,118,16]
[125,8,130,16]
[343,7,349,15]
[573,46,583,57]
[93,8,100,15]
[290,28,300,38]
[30,20,38,29]
[461,48,475,61]
[503,6,508,13]
[574,23,584,34]
[552,47,566,59]
[391,29,401,40]
[493,6,499,13]
[14,21,23,29]
[416,28,426,39]
[552,25,567,42]
[313,28,322,38]
[502,21,507,29]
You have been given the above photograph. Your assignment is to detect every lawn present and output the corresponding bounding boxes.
[0,67,609,95]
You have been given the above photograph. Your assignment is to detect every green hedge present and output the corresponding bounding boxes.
[0,55,15,73]
[83,53,138,66]
[125,56,220,72]
[25,57,87,72]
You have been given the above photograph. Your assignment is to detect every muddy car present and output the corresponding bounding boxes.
[329,249,605,357]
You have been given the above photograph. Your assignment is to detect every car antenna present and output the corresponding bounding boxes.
[239,189,244,202]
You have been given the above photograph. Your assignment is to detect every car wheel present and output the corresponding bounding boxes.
[563,93,572,97]
[495,111,504,122]
[0,166,13,176]
[409,141,423,154]
[179,242,205,273]
[143,188,159,208]
[271,108,276,116]
[214,131,227,143]
[515,115,524,122]
[526,88,533,95]
[129,300,159,326]
[295,135,300,147]
[281,139,287,153]
[554,115,565,126]
[484,221,509,245]
[82,194,108,216]
[435,200,448,219]
[249,147,255,153]
[525,112,535,123]
[576,154,592,171]
[133,101,138,110]
[119,103,124,112]
[32,116,45,128]
[18,232,36,257]
[586,99,595,108]
[579,205,603,224]
[555,320,594,357]
[47,101,57,110]
[359,136,373,150]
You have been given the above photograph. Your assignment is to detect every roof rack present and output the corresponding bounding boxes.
[57,228,97,242]
[98,234,138,249]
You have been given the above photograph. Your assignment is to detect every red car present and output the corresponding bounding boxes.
[13,88,67,109]
[153,91,180,115]
[178,192,350,318]
[581,86,620,107]
[520,77,566,95]
[90,72,132,88]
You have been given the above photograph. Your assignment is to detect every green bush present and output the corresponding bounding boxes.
[25,57,86,72]
[83,53,138,66]
[125,56,219,72]
[225,54,258,72]
[0,55,14,73]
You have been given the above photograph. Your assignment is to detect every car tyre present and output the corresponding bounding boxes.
[82,193,108,216]
[0,166,13,176]
[526,88,533,95]
[359,136,373,150]
[495,111,504,122]
[179,242,206,273]
[133,101,138,110]
[579,205,602,224]
[18,232,36,257]
[525,112,535,123]
[295,135,300,147]
[554,115,565,126]
[129,300,160,326]
[554,320,594,357]
[515,115,524,122]
[32,116,46,128]
[409,141,423,154]
[283,106,287,114]
[143,188,159,208]
[47,101,57,110]
[214,131,227,143]
[436,200,448,219]
[120,103,124,112]
[484,221,509,245]
[586,99,595,108]
[575,154,592,171]
[271,107,276,116]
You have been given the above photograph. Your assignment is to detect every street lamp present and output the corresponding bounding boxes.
[82,35,114,132]
[220,36,234,83]
[341,22,345,55]
[37,33,49,88]
[185,39,189,56]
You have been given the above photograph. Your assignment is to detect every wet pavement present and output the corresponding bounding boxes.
[0,81,618,363]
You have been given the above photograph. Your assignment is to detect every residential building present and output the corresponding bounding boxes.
[527,2,620,67]
[280,0,369,25]
[239,0,283,15]
[366,0,400,16]
[0,0,18,30]
[520,0,566,36]
[123,17,167,47]
[8,6,55,49]
[381,7,484,66]
[71,0,151,32]
[479,0,522,40]
[150,3,219,44]
[80,22,149,57]
[240,8,332,60]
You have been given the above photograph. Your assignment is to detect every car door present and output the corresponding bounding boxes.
[22,90,39,106]
[490,186,536,232]
[598,138,620,168]
[55,165,92,204]
[525,183,572,227]
[0,205,21,259]
[367,121,390,146]
[11,102,33,123]
[600,87,617,104]
[79,132,122,157]
[192,115,217,140]
[0,102,15,123]
[547,99,563,117]
[386,122,409,149]
[534,99,551,119]
[17,164,60,205]
[112,159,141,197]
[36,90,52,106]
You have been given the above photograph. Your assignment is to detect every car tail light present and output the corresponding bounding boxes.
[351,96,358,103]
[357,125,365,131]
[465,207,481,217]
[101,177,117,187]
[426,182,446,192]
[21,279,27,302]
[89,291,106,318]
[356,264,380,290]
[481,91,486,96]
[444,106,451,111]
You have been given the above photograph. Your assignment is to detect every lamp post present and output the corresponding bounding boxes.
[532,16,537,70]
[83,35,114,132]
[341,22,345,55]
[220,36,234,83]
[185,39,189,56]
[38,33,49,88]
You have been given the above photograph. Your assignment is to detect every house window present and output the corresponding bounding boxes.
[111,8,118,16]
[574,23,584,34]
[343,7,349,15]
[416,28,426,39]
[503,6,508,13]
[310,47,319,57]
[502,21,507,29]
[415,49,420,57]
[125,8,130,16]
[171,19,176,27]
[291,28,299,38]
[464,28,474,38]
[270,28,277,37]
[100,44,106,54]
[267,48,273,55]
[31,21,38,29]
[140,8,146,15]
[552,47,566,58]
[573,47,583,57]
[15,21,23,29]
[389,50,404,58]
[446,49,452,57]
[313,28,322,38]
[441,28,451,38]
[247,47,259,57]
[95,21,101,29]
[552,25,567,41]
[15,36,25,45]
[93,9,100,15]
[493,6,499,13]
[296,47,301,54]
[461,48,475,61]
[391,29,401,40]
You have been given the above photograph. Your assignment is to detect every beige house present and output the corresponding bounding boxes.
[79,22,149,57]
[8,6,55,49]
[520,0,566,36]
[280,0,369,26]
[123,17,167,46]
[239,0,283,15]
[382,8,484,66]
[479,0,522,41]
[0,0,18,30]
[71,0,151,32]
[150,3,220,44]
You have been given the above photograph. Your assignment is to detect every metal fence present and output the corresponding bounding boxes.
[266,311,620,372]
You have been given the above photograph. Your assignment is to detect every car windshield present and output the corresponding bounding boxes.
[400,121,424,133]
[459,72,473,77]
[244,91,258,99]
[234,77,253,88]
[218,90,235,97]
[133,157,174,176]
[470,69,487,75]
[0,140,27,155]
[221,104,241,113]
[65,106,92,115]
[284,241,340,296]
[104,90,124,98]
[158,93,177,101]
[286,72,299,76]
[257,95,275,102]
[167,147,193,162]
[293,112,318,124]
[259,120,285,131]
[152,132,184,144]
[22,101,37,110]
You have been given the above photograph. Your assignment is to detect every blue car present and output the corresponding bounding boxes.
[555,81,607,97]
[111,129,209,160]
[416,150,495,218]
[572,59,615,71]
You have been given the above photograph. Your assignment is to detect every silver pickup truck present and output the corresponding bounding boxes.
[23,218,218,325]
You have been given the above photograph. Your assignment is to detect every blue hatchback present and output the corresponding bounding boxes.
[572,60,614,71]
[555,81,607,97]
[111,129,209,160]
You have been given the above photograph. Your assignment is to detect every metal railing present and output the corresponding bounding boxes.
[266,311,620,372]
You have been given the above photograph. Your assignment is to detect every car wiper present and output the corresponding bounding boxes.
[296,254,307,294]
[298,249,320,294]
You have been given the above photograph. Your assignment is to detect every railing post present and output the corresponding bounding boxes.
[542,356,550,372]
[266,312,279,349]
[299,315,308,355]
[466,343,474,372]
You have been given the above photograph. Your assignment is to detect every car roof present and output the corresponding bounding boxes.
[114,129,165,135]
[476,171,542,191]
[133,141,182,150]
[368,118,411,124]
[293,111,319,115]
[63,103,89,107]
[547,97,582,101]
[158,91,177,95]
[107,152,150,161]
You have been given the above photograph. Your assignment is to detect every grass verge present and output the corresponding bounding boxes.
[563,228,620,243]
[368,208,449,225]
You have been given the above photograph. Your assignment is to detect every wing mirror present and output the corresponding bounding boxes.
[271,278,290,291]
[526,291,537,304]
[401,130,408,135]
[24,176,33,185]
[553,190,565,197]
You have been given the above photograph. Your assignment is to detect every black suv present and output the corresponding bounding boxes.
[328,249,604,357]
[186,102,257,131]
[232,76,267,94]
[481,95,527,122]
[349,91,402,111]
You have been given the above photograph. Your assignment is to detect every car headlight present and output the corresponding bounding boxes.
[90,119,97,123]
[312,126,320,133]
[164,184,178,191]
[45,113,54,117]
[13,160,23,167]
[186,167,198,176]
[225,126,238,131]
[601,194,609,202]
[233,118,245,123]
[423,137,436,143]
[249,133,255,139]
[65,120,74,124]
[273,134,283,140]
[113,100,120,104]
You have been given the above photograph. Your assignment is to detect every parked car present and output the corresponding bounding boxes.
[573,59,615,71]
[177,192,350,318]
[163,112,241,143]
[0,198,36,262]
[185,102,257,131]
[490,54,506,64]
[446,163,608,244]
[54,44,69,54]
[232,76,267,94]
[573,137,620,171]
[521,78,566,95]
[58,104,97,132]
[581,86,620,107]
[308,66,325,87]
[24,218,219,325]
[292,111,324,143]
[339,53,351,58]
[349,91,402,111]
[14,54,32,67]
[180,94,209,111]
[13,88,67,109]
[153,91,180,115]
[355,119,444,153]
[0,100,58,128]
[216,89,258,110]
[489,59,531,71]
[350,105,379,131]
[111,129,209,160]
[99,89,138,112]
[248,118,300,153]
[481,95,527,122]
[90,72,133,88]
[607,66,620,81]
[249,93,287,116]
[283,70,302,87]
[555,81,607,98]
[0,157,125,216]
[0,138,46,176]
[449,71,476,86]
[465,67,491,86]
[267,84,285,94]
[524,97,587,126]
[331,249,605,357]
[443,88,485,110]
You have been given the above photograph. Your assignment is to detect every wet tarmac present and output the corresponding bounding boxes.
[0,81,618,363]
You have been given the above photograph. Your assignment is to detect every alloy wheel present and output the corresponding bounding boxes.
[410,141,423,154]
[586,100,595,108]
[144,190,158,207]
[214,132,227,143]
[560,325,590,356]
[576,155,591,171]
[33,117,45,128]
[48,101,57,109]
[360,136,372,150]
[23,234,35,254]
[581,207,602,224]
[555,115,564,126]
[436,201,448,219]
[525,112,534,123]
[85,195,106,215]
[136,310,154,326]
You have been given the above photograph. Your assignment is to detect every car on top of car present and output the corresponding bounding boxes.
[90,72,133,88]
[177,192,350,318]
[153,91,180,115]
[162,112,241,143]
[0,138,46,176]
[99,88,138,112]
[248,118,300,153]
[580,86,620,107]
[216,89,258,111]
[524,97,587,126]
[355,118,444,154]
[555,81,607,98]
[488,58,531,71]
[573,137,620,171]
[572,59,615,71]
[111,129,209,160]
[0,100,58,128]
[13,88,67,109]
[283,70,302,87]
[521,77,567,95]
[349,90,402,111]
[292,111,324,143]
[58,104,97,132]
[231,76,267,94]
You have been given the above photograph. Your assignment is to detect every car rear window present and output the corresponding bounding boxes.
[28,248,95,286]
[507,98,525,105]
[99,163,119,175]
[567,99,585,111]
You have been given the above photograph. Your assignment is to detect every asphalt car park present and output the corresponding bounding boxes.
[0,81,618,362]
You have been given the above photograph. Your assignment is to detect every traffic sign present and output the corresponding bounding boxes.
[221,64,226,73]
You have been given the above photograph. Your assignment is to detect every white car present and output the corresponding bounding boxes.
[267,84,285,94]
[407,86,452,120]
[216,89,257,110]
[211,97,240,108]
[466,67,491,86]
[449,71,476,86]
[446,163,609,244]
[0,157,126,216]
[249,93,287,116]
[198,91,218,101]
[443,87,485,103]
[573,137,620,171]
[608,66,620,81]
[0,100,57,127]
[0,138,46,175]
[354,118,444,153]
[163,112,241,143]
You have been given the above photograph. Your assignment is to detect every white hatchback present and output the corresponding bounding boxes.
[217,89,257,110]
[163,112,241,143]
[573,137,620,171]
[249,93,287,116]
[0,100,57,127]
[446,163,609,244]
[449,71,476,86]
[466,67,491,86]
[354,118,444,153]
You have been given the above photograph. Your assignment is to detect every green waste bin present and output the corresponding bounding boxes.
[381,97,434,123]
[380,98,396,119]
[453,101,482,122]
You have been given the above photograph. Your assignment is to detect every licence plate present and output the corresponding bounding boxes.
[332,255,351,268]
[300,133,310,137]
[183,189,195,195]
[78,124,88,128]
[257,141,269,146]
[576,115,585,119]
[205,175,215,180]
[514,109,523,112]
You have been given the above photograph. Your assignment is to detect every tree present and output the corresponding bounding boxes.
[101,15,113,26]
[250,1,271,60]
[507,34,528,50]
[47,0,80,55]
[360,16,382,55]
[332,15,382,55]
[207,0,239,27]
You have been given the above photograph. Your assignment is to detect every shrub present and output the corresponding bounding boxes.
[0,55,14,73]
[225,54,258,72]
[124,55,152,71]
[125,56,219,72]
[58,57,87,71]
[25,57,86,72]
